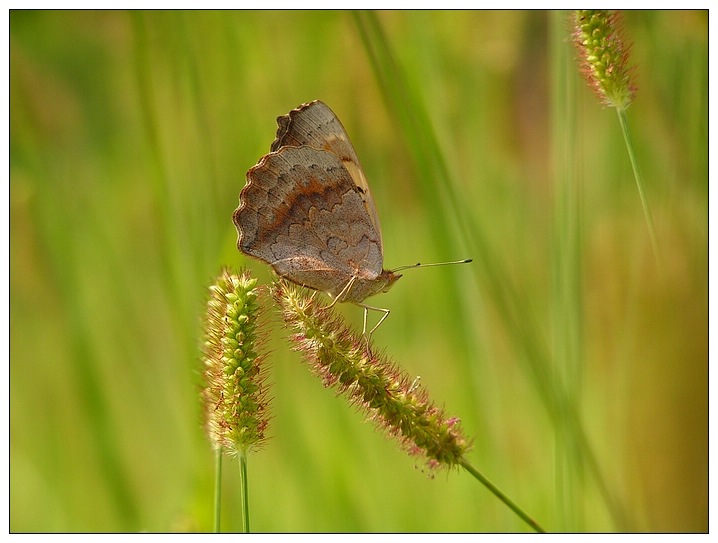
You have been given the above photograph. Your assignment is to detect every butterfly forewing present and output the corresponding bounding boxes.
[269,100,383,252]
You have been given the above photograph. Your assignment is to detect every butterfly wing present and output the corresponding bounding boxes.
[234,146,384,299]
[269,100,384,253]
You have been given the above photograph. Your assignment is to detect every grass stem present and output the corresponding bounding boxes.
[459,458,546,533]
[213,447,222,532]
[239,449,250,533]
[617,106,661,264]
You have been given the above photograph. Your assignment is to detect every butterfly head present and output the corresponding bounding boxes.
[379,269,402,294]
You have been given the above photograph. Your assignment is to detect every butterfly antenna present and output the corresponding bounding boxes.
[391,259,472,272]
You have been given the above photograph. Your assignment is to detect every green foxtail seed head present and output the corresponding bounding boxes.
[201,269,269,455]
[574,10,637,110]
[272,279,471,471]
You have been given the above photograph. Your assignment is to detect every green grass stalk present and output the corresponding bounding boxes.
[213,448,222,532]
[239,450,250,533]
[201,270,269,533]
[573,10,660,264]
[459,459,545,533]
[616,108,661,263]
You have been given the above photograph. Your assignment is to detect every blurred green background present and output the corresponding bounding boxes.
[10,10,707,532]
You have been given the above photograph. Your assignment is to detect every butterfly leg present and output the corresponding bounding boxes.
[358,303,391,337]
[326,275,357,309]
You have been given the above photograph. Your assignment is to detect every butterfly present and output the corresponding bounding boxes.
[233,100,469,334]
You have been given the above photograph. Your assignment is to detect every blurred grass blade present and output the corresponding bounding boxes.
[549,10,584,529]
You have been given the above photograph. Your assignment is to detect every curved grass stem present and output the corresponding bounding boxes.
[616,108,661,264]
[459,458,546,533]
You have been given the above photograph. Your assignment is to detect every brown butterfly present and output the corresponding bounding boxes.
[233,100,469,334]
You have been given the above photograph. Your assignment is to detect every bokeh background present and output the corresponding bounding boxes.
[10,10,707,532]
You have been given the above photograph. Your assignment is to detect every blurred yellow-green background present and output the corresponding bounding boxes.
[10,10,707,532]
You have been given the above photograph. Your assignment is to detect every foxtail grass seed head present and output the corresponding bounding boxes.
[574,10,636,110]
[201,269,270,455]
[272,279,471,471]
